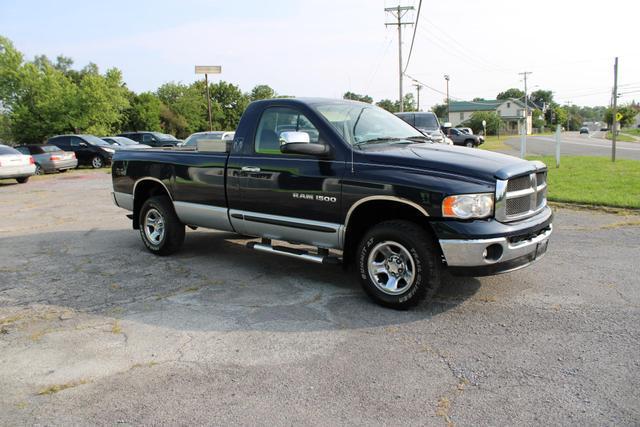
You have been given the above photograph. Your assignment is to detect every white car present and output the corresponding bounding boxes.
[0,144,36,183]
[179,131,235,148]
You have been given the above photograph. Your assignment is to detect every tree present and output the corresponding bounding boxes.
[395,93,416,112]
[209,81,249,130]
[250,84,276,101]
[157,81,208,135]
[604,104,638,128]
[530,89,553,107]
[466,111,502,135]
[496,88,524,100]
[376,99,397,113]
[123,92,161,131]
[431,103,448,121]
[343,91,373,104]
[532,109,545,129]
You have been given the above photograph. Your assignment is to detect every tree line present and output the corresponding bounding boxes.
[0,36,282,144]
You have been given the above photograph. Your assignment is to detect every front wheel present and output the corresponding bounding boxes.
[91,155,104,169]
[16,177,29,184]
[465,140,474,148]
[357,220,441,309]
[139,195,185,255]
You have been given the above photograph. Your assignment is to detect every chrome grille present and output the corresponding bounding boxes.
[495,168,548,222]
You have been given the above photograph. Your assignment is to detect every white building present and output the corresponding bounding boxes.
[448,99,534,135]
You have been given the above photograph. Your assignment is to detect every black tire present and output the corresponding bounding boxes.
[91,155,104,169]
[16,177,29,184]
[139,195,185,256]
[58,169,68,173]
[357,220,441,309]
[465,140,474,148]
[34,164,43,175]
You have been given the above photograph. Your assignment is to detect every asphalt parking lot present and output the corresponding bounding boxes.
[1,170,639,426]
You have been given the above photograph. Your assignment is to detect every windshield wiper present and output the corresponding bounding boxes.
[354,137,402,147]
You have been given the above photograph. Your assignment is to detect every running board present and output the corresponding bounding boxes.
[246,241,341,265]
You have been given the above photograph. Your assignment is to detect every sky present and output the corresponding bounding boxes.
[1,0,638,108]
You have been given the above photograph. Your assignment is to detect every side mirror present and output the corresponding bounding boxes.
[279,131,310,144]
[280,142,331,157]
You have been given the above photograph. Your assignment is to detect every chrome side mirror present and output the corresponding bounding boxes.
[279,131,310,144]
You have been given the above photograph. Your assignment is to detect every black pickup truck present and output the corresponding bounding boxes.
[111,98,552,309]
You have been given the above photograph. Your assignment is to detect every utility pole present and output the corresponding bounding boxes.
[566,101,572,132]
[444,74,450,122]
[612,57,619,162]
[413,82,422,111]
[195,65,222,131]
[518,71,532,158]
[385,5,414,112]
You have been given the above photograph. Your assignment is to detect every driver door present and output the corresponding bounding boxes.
[229,106,345,248]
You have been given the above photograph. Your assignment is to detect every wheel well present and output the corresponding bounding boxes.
[465,139,475,144]
[343,200,436,266]
[132,180,171,229]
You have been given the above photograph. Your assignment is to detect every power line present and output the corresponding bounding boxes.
[403,0,421,74]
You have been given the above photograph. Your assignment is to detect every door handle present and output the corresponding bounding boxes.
[241,166,261,172]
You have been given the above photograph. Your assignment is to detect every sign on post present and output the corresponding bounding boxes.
[195,65,222,131]
[195,65,222,74]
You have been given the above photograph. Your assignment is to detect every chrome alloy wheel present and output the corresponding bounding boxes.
[92,156,103,168]
[143,208,165,245]
[367,241,416,295]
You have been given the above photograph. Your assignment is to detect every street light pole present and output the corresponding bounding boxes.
[444,74,450,123]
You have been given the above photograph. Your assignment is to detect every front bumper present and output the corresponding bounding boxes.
[434,206,553,276]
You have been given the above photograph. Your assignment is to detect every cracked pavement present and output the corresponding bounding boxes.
[1,170,639,425]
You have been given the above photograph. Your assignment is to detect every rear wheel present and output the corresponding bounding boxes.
[465,140,474,148]
[139,195,185,255]
[16,177,29,184]
[34,164,43,175]
[357,220,441,309]
[91,155,104,169]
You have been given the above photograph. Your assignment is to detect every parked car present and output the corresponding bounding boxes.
[445,128,483,147]
[579,127,589,134]
[395,112,451,145]
[47,134,115,168]
[111,98,552,309]
[118,132,180,147]
[179,131,235,148]
[14,144,77,174]
[102,136,152,150]
[457,127,484,143]
[0,144,36,183]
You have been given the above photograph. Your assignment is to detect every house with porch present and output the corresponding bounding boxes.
[448,99,534,135]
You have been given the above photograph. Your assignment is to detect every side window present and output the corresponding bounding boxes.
[397,114,414,126]
[255,107,321,155]
[16,147,30,154]
[142,134,153,143]
[70,137,85,147]
[50,137,68,149]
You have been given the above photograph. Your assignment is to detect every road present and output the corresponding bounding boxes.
[1,171,639,425]
[505,131,640,160]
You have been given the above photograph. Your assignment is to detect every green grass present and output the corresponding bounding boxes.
[605,131,637,142]
[480,135,512,152]
[622,128,640,137]
[527,156,640,208]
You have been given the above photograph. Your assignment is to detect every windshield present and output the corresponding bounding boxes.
[414,113,439,130]
[82,135,111,146]
[152,132,178,141]
[114,137,138,145]
[315,104,423,145]
[42,145,63,152]
[184,132,225,146]
[0,145,20,155]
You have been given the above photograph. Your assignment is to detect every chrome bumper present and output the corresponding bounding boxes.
[439,224,552,268]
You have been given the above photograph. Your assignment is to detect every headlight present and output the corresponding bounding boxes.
[442,193,494,219]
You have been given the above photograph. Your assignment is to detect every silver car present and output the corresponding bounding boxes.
[0,144,36,183]
[15,144,77,174]
[101,136,152,150]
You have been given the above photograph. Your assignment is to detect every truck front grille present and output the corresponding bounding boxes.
[495,169,547,222]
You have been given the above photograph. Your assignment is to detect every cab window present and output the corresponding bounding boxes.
[255,107,321,155]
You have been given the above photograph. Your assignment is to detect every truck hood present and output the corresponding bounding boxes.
[357,142,540,182]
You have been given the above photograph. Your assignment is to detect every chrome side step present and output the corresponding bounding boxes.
[246,240,341,265]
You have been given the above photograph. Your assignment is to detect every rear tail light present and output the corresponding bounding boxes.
[50,155,61,161]
[70,152,76,159]
[29,156,35,165]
